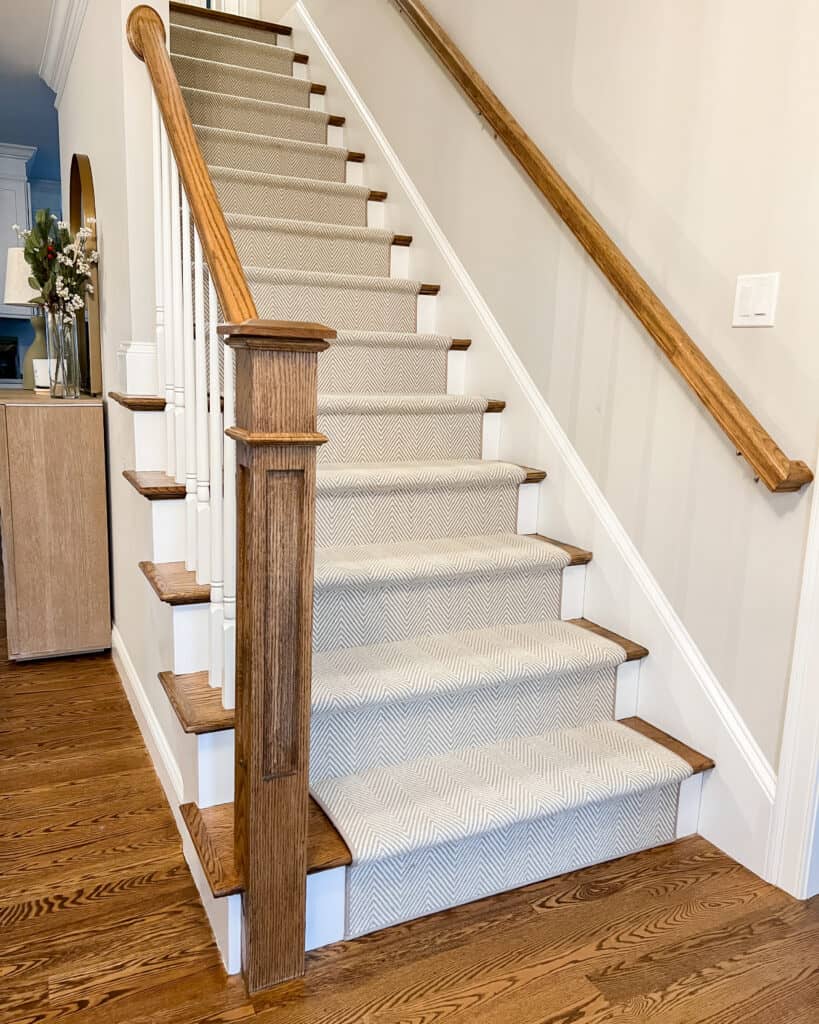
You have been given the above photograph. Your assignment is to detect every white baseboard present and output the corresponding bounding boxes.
[296,0,775,875]
[112,624,184,803]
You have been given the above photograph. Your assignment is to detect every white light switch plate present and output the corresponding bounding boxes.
[732,272,780,327]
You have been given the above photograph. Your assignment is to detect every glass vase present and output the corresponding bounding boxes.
[44,308,81,399]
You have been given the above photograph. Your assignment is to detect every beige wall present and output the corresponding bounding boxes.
[300,0,819,766]
[58,0,172,731]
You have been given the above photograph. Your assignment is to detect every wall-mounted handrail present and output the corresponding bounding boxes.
[393,0,812,494]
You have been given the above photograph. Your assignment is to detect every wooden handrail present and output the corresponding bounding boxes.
[393,0,812,494]
[127,4,256,322]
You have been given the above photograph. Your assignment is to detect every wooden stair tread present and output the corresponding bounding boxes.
[109,391,165,412]
[368,190,388,202]
[392,233,412,246]
[181,799,352,897]
[419,283,440,296]
[485,399,505,413]
[123,470,185,500]
[520,465,546,484]
[169,0,292,35]
[347,151,366,163]
[569,618,648,661]
[309,83,326,95]
[531,535,593,566]
[328,113,345,126]
[159,671,234,733]
[450,338,471,350]
[621,717,715,775]
[139,561,210,606]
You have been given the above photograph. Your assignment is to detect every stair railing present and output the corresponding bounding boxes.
[393,0,812,494]
[127,4,333,991]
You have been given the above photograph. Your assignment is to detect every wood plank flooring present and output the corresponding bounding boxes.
[2,607,817,1021]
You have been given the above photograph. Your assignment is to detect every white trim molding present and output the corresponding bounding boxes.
[296,0,776,874]
[39,0,90,107]
[766,436,819,898]
[111,624,185,803]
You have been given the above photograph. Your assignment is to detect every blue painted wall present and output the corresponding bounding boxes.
[0,72,60,378]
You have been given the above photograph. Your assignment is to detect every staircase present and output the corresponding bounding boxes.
[120,0,714,991]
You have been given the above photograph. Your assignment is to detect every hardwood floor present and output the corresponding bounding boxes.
[1,626,817,1021]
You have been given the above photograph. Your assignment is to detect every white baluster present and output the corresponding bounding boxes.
[151,98,165,404]
[208,275,224,691]
[193,230,210,583]
[170,158,185,485]
[160,123,175,475]
[181,192,197,571]
[222,337,237,710]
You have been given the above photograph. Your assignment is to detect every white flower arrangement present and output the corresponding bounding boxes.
[14,209,99,324]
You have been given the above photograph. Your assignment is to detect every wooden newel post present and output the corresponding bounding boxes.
[219,319,333,993]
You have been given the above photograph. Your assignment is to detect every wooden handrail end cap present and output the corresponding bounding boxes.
[218,320,336,349]
[126,4,166,60]
[226,427,329,447]
[773,459,814,493]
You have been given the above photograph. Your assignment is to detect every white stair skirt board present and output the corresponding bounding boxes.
[173,604,210,675]
[150,500,187,564]
[293,1,773,875]
[182,829,242,975]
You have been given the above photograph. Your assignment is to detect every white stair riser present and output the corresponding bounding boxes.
[172,604,210,675]
[151,500,187,563]
[676,773,704,836]
[561,564,586,619]
[133,410,167,472]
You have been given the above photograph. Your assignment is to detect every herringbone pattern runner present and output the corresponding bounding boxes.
[172,6,694,940]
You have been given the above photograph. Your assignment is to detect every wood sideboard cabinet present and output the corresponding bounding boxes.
[0,391,111,659]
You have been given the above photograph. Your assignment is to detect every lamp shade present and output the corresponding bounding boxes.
[4,248,36,306]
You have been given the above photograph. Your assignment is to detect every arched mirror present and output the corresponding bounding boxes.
[69,154,102,395]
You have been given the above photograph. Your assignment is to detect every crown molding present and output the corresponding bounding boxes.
[0,144,37,173]
[39,0,90,108]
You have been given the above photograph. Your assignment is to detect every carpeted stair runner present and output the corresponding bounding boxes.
[182,88,330,142]
[310,619,627,778]
[316,395,489,464]
[172,5,702,940]
[212,167,368,225]
[229,215,394,276]
[247,267,424,330]
[315,460,525,546]
[312,720,692,936]
[198,127,350,182]
[318,332,450,394]
[312,534,570,651]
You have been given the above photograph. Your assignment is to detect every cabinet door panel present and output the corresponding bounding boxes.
[6,405,110,657]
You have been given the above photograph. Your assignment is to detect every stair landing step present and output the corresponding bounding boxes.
[181,799,351,897]
[139,561,210,606]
